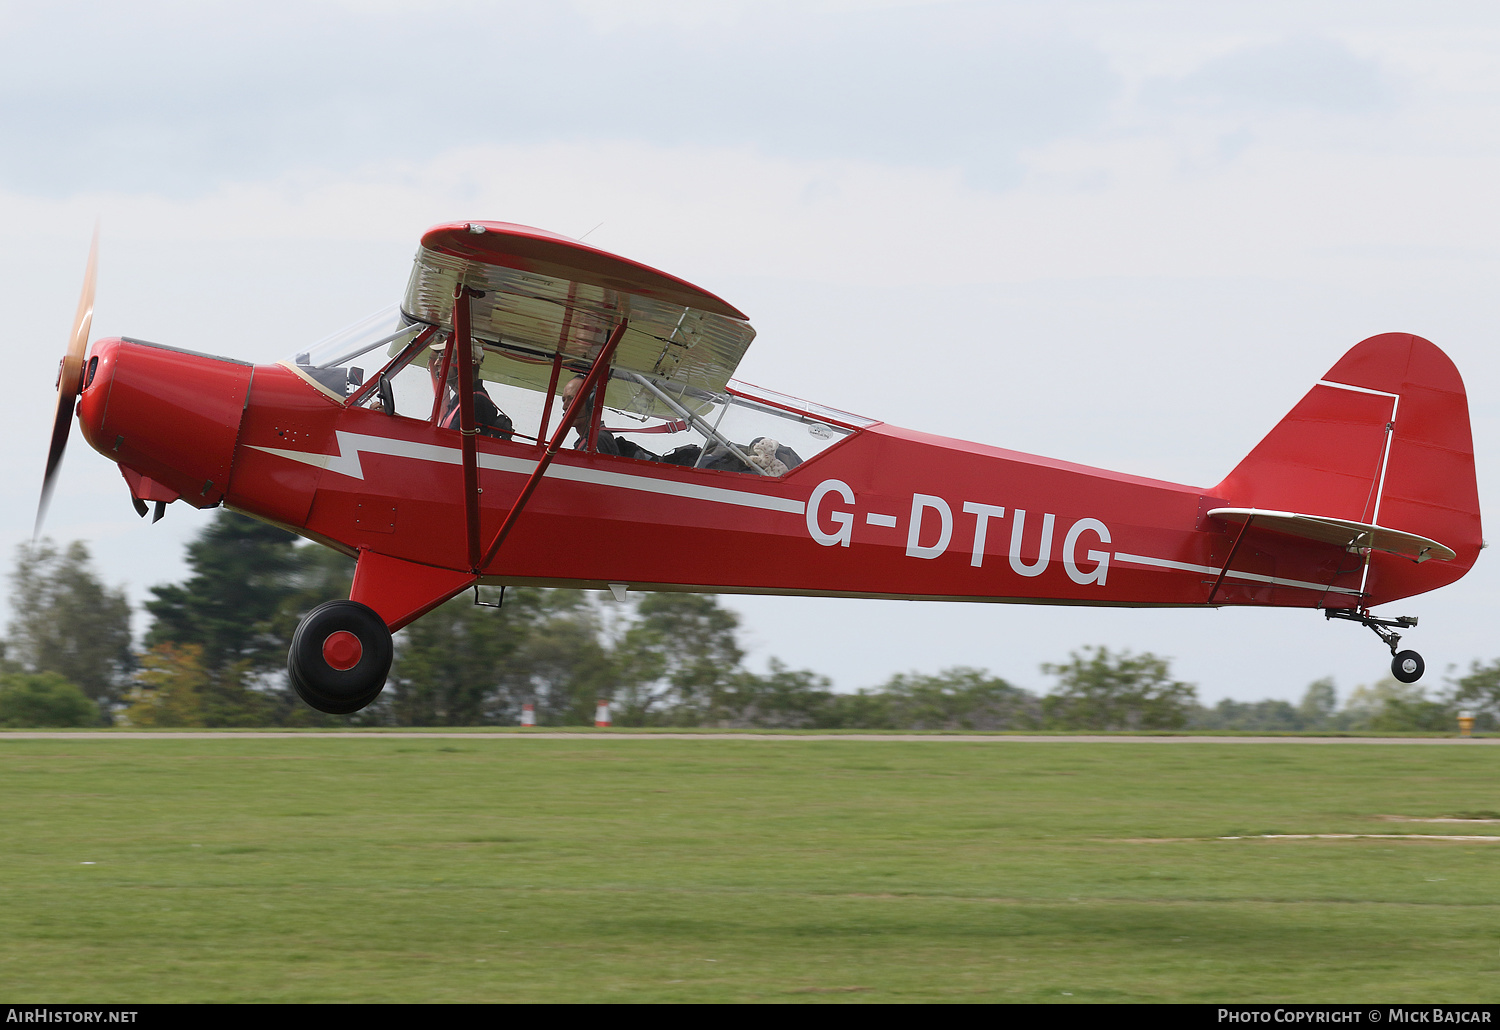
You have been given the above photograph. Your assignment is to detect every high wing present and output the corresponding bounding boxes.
[404,221,755,417]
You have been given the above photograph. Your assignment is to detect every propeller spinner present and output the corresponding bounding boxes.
[35,228,98,537]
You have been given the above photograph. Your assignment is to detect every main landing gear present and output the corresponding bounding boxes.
[288,600,394,714]
[1324,608,1425,684]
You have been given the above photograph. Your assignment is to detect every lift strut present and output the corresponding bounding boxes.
[474,319,630,573]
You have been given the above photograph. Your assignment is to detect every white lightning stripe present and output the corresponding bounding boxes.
[865,513,898,527]
[1111,552,1362,596]
[249,431,805,515]
[250,432,460,479]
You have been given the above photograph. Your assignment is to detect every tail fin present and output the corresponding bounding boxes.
[1213,333,1481,606]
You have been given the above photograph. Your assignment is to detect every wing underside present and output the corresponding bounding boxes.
[403,223,756,418]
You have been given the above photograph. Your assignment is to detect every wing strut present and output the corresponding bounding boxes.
[473,319,630,573]
[453,284,483,569]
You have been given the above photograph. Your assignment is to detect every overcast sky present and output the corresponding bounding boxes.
[6,0,1500,705]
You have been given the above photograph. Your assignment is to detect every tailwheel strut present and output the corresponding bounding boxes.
[1324,608,1425,684]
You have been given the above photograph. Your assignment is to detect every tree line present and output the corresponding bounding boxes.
[1,511,1496,732]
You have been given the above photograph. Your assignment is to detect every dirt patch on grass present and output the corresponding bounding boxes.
[1377,814,1500,823]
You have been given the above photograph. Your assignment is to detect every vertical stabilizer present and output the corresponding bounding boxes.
[1213,333,1481,606]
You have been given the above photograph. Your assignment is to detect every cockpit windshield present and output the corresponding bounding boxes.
[282,307,869,476]
[288,305,424,398]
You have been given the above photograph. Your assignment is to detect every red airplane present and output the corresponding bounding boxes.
[39,222,1482,714]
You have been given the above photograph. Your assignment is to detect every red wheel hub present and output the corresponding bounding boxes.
[322,630,363,671]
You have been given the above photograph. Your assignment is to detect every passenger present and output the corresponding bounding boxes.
[559,376,656,460]
[555,378,800,474]
[440,342,513,440]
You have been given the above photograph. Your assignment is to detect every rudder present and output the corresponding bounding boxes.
[1213,333,1481,606]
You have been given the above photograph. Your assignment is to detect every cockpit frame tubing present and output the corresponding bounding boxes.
[427,328,456,424]
[535,351,564,451]
[344,325,438,409]
[540,280,577,449]
[623,370,771,476]
[724,381,871,432]
[476,319,629,573]
[586,377,606,453]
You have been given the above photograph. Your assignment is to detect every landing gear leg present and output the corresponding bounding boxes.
[288,600,394,714]
[1324,608,1425,684]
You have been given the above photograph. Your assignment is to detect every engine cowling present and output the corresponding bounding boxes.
[78,337,253,508]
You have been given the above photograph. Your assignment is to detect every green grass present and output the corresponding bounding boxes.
[1,736,1497,1002]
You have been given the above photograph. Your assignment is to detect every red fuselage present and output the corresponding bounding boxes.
[77,335,1479,634]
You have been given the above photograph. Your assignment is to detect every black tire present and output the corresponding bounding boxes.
[288,600,393,714]
[1391,650,1425,684]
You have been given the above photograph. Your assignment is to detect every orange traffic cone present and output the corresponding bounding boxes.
[521,703,536,728]
[594,699,611,728]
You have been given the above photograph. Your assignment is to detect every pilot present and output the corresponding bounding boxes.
[560,375,654,460]
[440,341,513,440]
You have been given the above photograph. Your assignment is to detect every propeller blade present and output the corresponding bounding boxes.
[131,496,148,518]
[35,227,98,538]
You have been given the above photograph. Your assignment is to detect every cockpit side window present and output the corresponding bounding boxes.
[561,370,853,475]
[287,308,861,469]
[346,331,556,445]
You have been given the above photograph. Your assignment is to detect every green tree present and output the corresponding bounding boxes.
[0,672,98,727]
[386,588,560,726]
[1298,677,1339,728]
[123,643,210,727]
[863,667,1040,730]
[1371,695,1453,733]
[146,511,355,724]
[1189,698,1304,731]
[1343,677,1453,732]
[715,660,839,728]
[201,659,279,727]
[7,539,133,705]
[145,510,310,673]
[826,689,895,729]
[1449,659,1500,728]
[612,593,744,725]
[260,546,359,669]
[1042,646,1197,730]
[510,594,617,726]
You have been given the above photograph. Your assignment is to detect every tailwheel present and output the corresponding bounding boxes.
[1391,650,1425,684]
[288,600,393,714]
[1325,608,1425,683]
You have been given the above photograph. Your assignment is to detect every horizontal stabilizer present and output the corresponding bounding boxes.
[1207,507,1455,563]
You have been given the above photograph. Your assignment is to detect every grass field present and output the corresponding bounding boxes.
[0,734,1497,1003]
